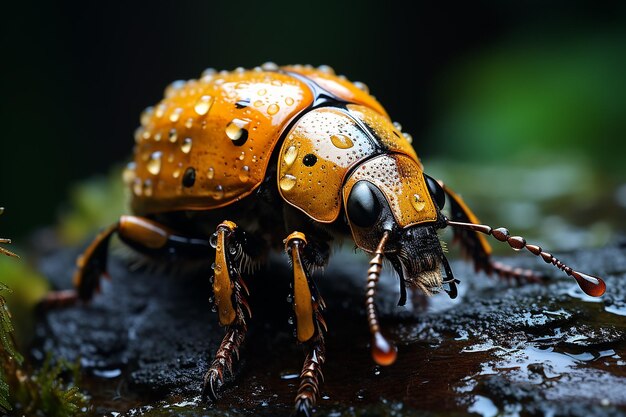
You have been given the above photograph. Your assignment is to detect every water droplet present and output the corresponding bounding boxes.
[226,118,250,142]
[134,127,143,143]
[253,100,264,107]
[238,151,245,161]
[0,207,4,216]
[214,185,224,200]
[168,129,178,143]
[239,165,250,182]
[279,174,297,191]
[123,162,136,184]
[393,121,402,131]
[267,103,280,115]
[353,81,369,94]
[229,246,237,255]
[169,107,183,122]
[172,168,181,179]
[165,80,185,98]
[143,179,153,197]
[207,167,215,180]
[287,317,294,325]
[285,96,295,106]
[185,117,194,129]
[261,62,278,71]
[167,153,175,163]
[194,95,214,116]
[133,178,142,196]
[286,295,293,303]
[403,132,413,144]
[202,67,216,78]
[209,233,217,248]
[283,145,298,167]
[140,106,154,126]
[181,137,192,154]
[330,134,354,149]
[153,132,162,142]
[371,331,397,366]
[147,152,163,175]
[412,194,425,211]
[155,104,167,118]
[142,130,151,141]
[318,65,335,74]
[257,88,267,96]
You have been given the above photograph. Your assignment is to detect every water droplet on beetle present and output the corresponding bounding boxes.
[253,100,263,107]
[412,194,425,211]
[393,121,402,131]
[168,129,178,143]
[207,167,215,180]
[143,179,153,197]
[165,80,185,98]
[330,134,354,149]
[287,317,294,325]
[239,165,250,182]
[185,117,194,129]
[318,65,335,74]
[261,62,278,71]
[353,81,369,94]
[279,174,297,191]
[147,152,162,175]
[285,96,294,106]
[403,132,413,144]
[257,88,267,96]
[283,145,298,167]
[194,95,214,116]
[155,104,167,118]
[229,246,237,255]
[169,107,183,122]
[214,185,224,200]
[133,178,142,196]
[267,103,279,115]
[210,234,217,248]
[140,106,154,126]
[123,162,136,184]
[181,137,192,154]
[172,168,181,179]
[226,118,250,141]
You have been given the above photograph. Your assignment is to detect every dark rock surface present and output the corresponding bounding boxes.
[34,240,626,416]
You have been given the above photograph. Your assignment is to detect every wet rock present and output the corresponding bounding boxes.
[33,241,626,416]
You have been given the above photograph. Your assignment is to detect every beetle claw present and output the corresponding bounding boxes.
[294,398,313,417]
[202,369,221,402]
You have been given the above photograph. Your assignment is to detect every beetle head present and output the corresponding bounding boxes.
[342,155,452,297]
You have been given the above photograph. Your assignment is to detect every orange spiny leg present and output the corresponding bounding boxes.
[440,181,542,283]
[284,232,327,417]
[203,221,250,402]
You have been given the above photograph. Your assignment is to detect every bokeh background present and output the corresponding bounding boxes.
[1,1,626,249]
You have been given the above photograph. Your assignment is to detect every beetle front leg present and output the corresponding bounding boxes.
[202,221,251,402]
[284,232,327,417]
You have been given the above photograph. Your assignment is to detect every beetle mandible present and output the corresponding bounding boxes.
[69,63,606,416]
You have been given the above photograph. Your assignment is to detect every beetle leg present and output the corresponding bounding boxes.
[203,221,250,402]
[284,232,327,417]
[439,181,542,283]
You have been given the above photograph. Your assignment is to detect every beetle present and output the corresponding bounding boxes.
[68,63,606,416]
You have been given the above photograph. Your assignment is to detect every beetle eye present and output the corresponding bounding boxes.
[347,181,382,228]
[424,174,445,210]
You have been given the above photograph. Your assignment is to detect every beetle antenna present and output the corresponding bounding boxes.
[366,230,398,366]
[445,219,606,297]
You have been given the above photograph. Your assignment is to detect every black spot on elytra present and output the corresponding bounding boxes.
[182,167,196,187]
[393,131,400,138]
[235,98,250,109]
[303,153,318,167]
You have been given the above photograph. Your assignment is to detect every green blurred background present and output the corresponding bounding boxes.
[1,0,625,247]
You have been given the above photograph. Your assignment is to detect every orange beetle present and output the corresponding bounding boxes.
[70,63,605,416]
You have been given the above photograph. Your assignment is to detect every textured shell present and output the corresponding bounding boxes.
[127,65,388,216]
[277,105,421,223]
